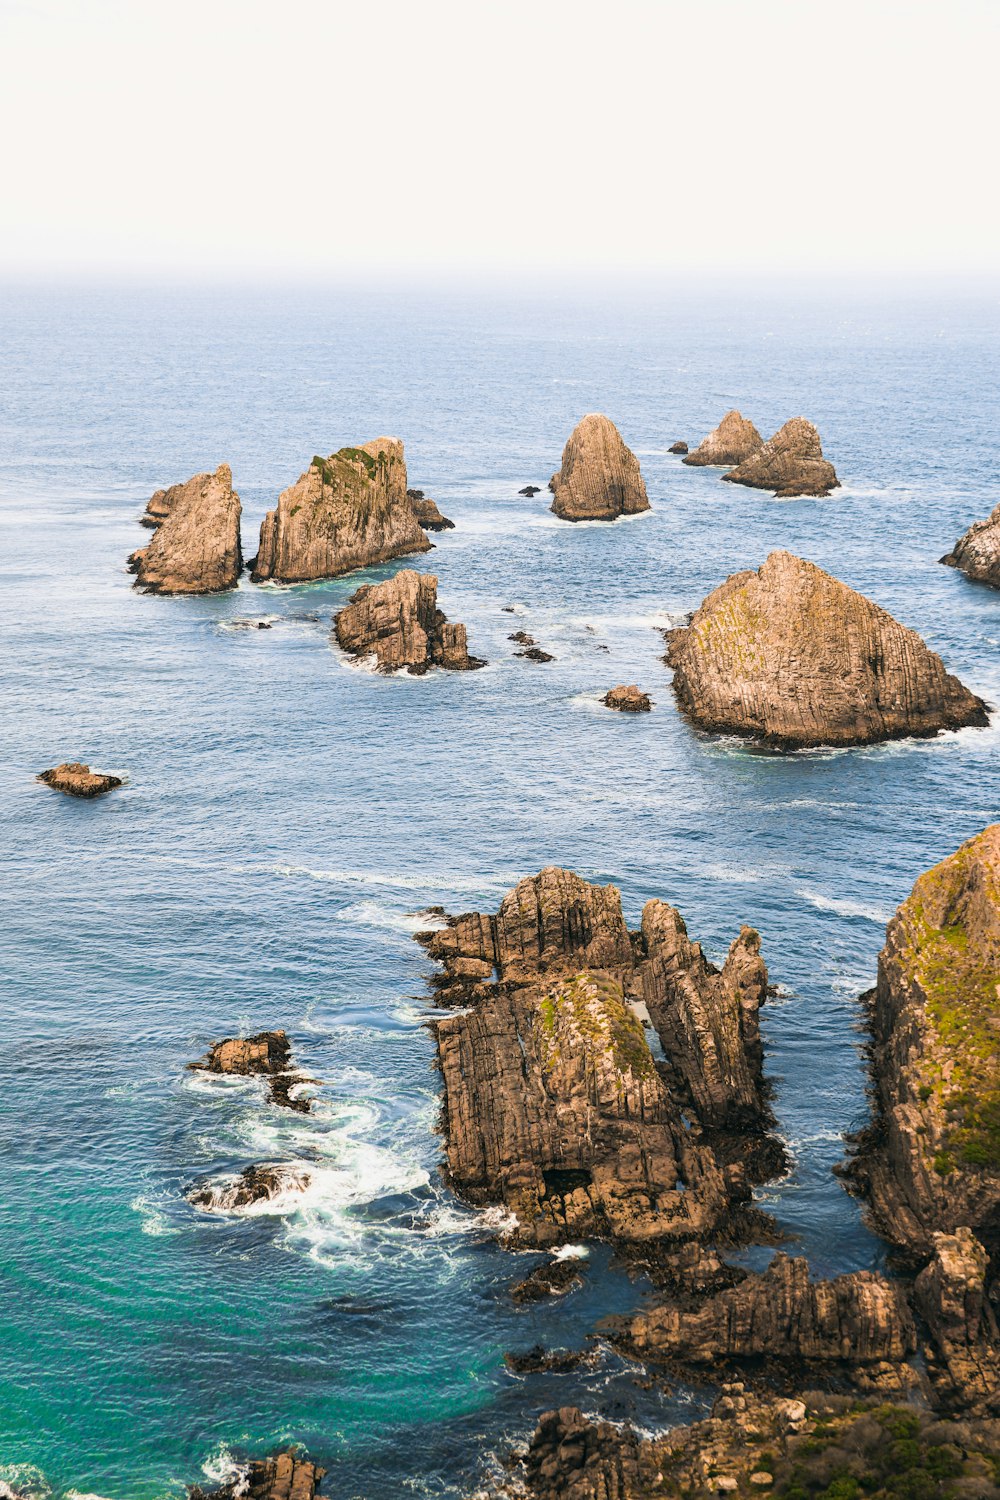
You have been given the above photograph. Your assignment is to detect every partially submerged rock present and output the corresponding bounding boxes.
[250,440,430,584]
[333,569,485,674]
[188,1163,311,1213]
[723,418,839,498]
[669,441,689,455]
[549,415,650,522]
[189,1030,311,1113]
[682,410,763,468]
[942,501,1000,589]
[516,646,554,662]
[37,762,122,798]
[666,550,988,749]
[191,1450,324,1500]
[128,464,242,594]
[408,491,455,531]
[519,485,542,497]
[602,685,651,712]
[510,1256,587,1304]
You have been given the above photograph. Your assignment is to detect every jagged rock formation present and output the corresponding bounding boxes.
[519,485,542,496]
[415,868,780,1247]
[188,1163,311,1213]
[333,570,485,674]
[189,1030,311,1112]
[192,1451,324,1500]
[37,762,122,797]
[603,685,652,712]
[249,439,430,583]
[846,826,1000,1256]
[128,464,242,594]
[510,1256,587,1304]
[683,411,763,468]
[666,550,988,749]
[407,490,454,531]
[942,502,1000,589]
[723,418,839,498]
[549,415,650,522]
[517,646,555,662]
[669,441,689,455]
[913,1228,1000,1414]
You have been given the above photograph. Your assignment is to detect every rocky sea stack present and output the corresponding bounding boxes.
[602,685,652,712]
[666,551,988,749]
[128,464,242,594]
[683,410,763,468]
[723,418,839,498]
[37,762,123,798]
[333,569,485,674]
[549,414,650,522]
[249,439,430,584]
[941,501,1000,588]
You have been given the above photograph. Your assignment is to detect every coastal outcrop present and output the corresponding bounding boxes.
[669,441,689,455]
[683,411,763,468]
[407,490,455,531]
[602,685,651,712]
[189,1030,311,1112]
[249,439,430,583]
[333,570,485,673]
[665,550,988,749]
[549,415,650,522]
[188,1163,311,1212]
[941,502,1000,589]
[37,762,122,797]
[913,1228,1000,1414]
[128,464,242,594]
[723,418,839,498]
[192,1451,324,1500]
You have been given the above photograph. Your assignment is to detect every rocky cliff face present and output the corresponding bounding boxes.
[723,418,839,498]
[913,1228,1000,1414]
[37,763,123,798]
[942,502,1000,589]
[682,410,763,468]
[250,439,431,583]
[665,550,988,749]
[128,464,242,594]
[549,415,650,521]
[333,569,484,673]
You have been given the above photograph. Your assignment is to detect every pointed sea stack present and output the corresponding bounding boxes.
[249,439,430,584]
[128,464,242,594]
[682,410,763,468]
[549,414,650,521]
[723,417,839,498]
[333,569,485,674]
[942,501,1000,589]
[666,551,987,749]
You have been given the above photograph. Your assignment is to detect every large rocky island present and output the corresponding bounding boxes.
[941,501,1000,589]
[128,463,242,594]
[249,439,430,583]
[722,417,839,498]
[666,551,987,749]
[333,569,485,673]
[549,415,650,521]
[682,410,763,468]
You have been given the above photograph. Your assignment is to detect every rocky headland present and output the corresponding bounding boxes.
[941,502,1000,589]
[682,411,763,468]
[189,1030,311,1112]
[249,440,430,583]
[128,464,242,594]
[603,685,652,712]
[333,569,485,673]
[665,551,988,749]
[407,490,455,531]
[37,762,123,797]
[549,415,650,522]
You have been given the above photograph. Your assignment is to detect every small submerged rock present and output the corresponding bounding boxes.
[191,1450,324,1500]
[508,630,535,645]
[941,501,1000,589]
[189,1162,311,1212]
[602,685,651,712]
[333,570,486,674]
[37,762,123,798]
[504,1343,597,1374]
[668,440,689,455]
[518,485,542,496]
[683,410,763,468]
[549,414,650,522]
[510,1255,587,1304]
[407,490,455,532]
[189,1030,312,1113]
[516,646,554,662]
[722,417,839,498]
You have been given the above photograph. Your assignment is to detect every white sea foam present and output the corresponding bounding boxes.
[270,862,515,897]
[131,1193,181,1237]
[200,1446,246,1490]
[796,888,892,924]
[530,509,653,530]
[0,1469,50,1500]
[552,1243,590,1261]
[335,900,446,934]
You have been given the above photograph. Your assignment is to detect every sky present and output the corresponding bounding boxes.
[0,0,997,281]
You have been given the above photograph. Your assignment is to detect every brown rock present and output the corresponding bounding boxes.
[510,1255,587,1304]
[669,441,689,455]
[549,415,650,522]
[666,550,988,749]
[722,418,839,498]
[942,502,1000,589]
[602,685,651,712]
[191,1450,324,1500]
[188,1163,312,1212]
[128,464,242,594]
[37,762,122,798]
[189,1030,312,1113]
[913,1228,1000,1413]
[683,410,763,468]
[333,569,485,674]
[407,490,455,531]
[249,440,430,584]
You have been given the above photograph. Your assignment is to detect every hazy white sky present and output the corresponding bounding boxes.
[0,0,996,279]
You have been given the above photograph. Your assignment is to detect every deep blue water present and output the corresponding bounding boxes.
[1,280,999,1499]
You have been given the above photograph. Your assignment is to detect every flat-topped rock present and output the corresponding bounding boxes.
[549,415,650,522]
[723,417,839,498]
[942,501,1000,588]
[188,1162,311,1213]
[407,491,454,531]
[333,569,485,674]
[603,685,651,712]
[192,1450,324,1500]
[250,439,430,583]
[666,550,988,749]
[37,762,122,798]
[683,410,763,468]
[189,1030,311,1112]
[128,464,242,594]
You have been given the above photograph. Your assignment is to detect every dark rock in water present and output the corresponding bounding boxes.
[602,685,651,713]
[550,415,650,522]
[408,492,455,532]
[407,489,425,500]
[129,464,242,595]
[502,605,517,613]
[191,1450,324,1500]
[189,1030,312,1113]
[37,762,122,798]
[516,646,555,662]
[229,617,274,630]
[668,441,689,454]
[683,410,763,468]
[334,570,485,674]
[510,1255,587,1304]
[504,1343,596,1374]
[519,485,542,496]
[942,501,1000,589]
[189,1162,311,1212]
[913,1227,1000,1414]
[723,417,839,498]
[508,631,535,645]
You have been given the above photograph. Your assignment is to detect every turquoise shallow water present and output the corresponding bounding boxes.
[1,281,999,1498]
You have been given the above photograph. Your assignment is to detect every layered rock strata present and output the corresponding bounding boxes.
[37,762,122,798]
[192,1451,324,1500]
[942,502,1000,589]
[723,418,839,498]
[407,491,454,531]
[603,685,651,712]
[333,570,485,673]
[190,1030,311,1112]
[683,411,763,468]
[128,464,242,594]
[549,415,650,522]
[666,550,988,749]
[250,439,430,583]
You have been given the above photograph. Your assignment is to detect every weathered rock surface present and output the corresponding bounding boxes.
[549,415,650,522]
[37,762,122,798]
[913,1228,1000,1414]
[407,491,455,531]
[683,411,763,468]
[669,441,689,455]
[333,569,485,674]
[191,1450,324,1500]
[723,418,839,498]
[510,1255,587,1304]
[189,1030,311,1112]
[942,502,1000,589]
[249,440,430,584]
[519,485,542,496]
[603,685,652,713]
[666,551,988,749]
[188,1162,311,1213]
[416,868,780,1247]
[128,464,242,594]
